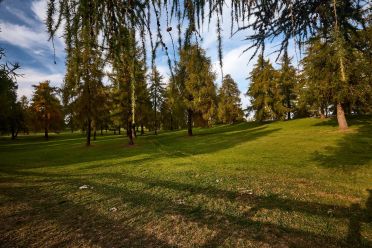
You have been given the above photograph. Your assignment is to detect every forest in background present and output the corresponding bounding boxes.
[0,0,371,144]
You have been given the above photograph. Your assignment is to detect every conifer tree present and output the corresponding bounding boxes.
[278,52,297,120]
[161,79,186,130]
[217,74,244,124]
[30,81,63,139]
[175,45,217,135]
[149,67,165,135]
[247,55,280,122]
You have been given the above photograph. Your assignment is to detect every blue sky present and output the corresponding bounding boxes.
[0,0,300,109]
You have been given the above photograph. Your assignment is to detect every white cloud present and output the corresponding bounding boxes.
[16,68,64,99]
[0,21,49,50]
[31,0,47,22]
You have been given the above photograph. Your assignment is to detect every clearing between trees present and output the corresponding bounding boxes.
[0,117,371,247]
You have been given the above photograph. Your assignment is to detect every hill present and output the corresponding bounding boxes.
[0,117,371,247]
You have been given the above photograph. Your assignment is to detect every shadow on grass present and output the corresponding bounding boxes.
[0,123,278,170]
[312,117,372,170]
[2,170,371,247]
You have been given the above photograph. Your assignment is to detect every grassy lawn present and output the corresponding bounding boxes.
[0,117,371,247]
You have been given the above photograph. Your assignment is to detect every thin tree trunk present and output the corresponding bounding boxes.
[132,122,136,138]
[11,125,16,140]
[101,127,103,135]
[45,126,48,140]
[118,125,121,135]
[170,113,173,130]
[128,121,134,145]
[337,103,348,130]
[319,107,326,119]
[141,123,144,135]
[44,112,49,140]
[187,108,193,136]
[86,119,91,146]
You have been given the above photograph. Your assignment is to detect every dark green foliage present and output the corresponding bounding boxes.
[0,49,24,139]
[277,52,297,120]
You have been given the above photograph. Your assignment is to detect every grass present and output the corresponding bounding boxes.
[0,116,371,247]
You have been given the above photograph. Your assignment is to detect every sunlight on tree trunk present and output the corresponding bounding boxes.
[337,103,348,130]
[187,108,193,136]
[333,0,348,130]
[86,119,91,146]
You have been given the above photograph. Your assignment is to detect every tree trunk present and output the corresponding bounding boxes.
[154,97,157,135]
[11,125,16,140]
[86,119,91,146]
[101,127,103,135]
[132,122,136,138]
[170,113,173,130]
[44,113,49,140]
[141,123,144,135]
[118,125,121,135]
[128,122,134,145]
[187,108,193,136]
[333,0,349,130]
[319,108,326,119]
[45,126,48,140]
[337,103,348,130]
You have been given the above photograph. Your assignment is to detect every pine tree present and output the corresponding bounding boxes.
[300,38,337,119]
[176,44,217,135]
[149,67,165,135]
[278,52,297,120]
[161,79,186,130]
[247,55,280,122]
[217,74,244,124]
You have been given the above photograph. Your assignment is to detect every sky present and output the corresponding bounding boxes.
[0,0,300,109]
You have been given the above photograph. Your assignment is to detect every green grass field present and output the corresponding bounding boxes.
[0,117,371,247]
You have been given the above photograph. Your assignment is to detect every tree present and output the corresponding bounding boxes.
[161,79,186,131]
[0,48,23,139]
[247,55,281,122]
[228,0,367,129]
[217,74,244,124]
[175,45,217,135]
[30,81,63,139]
[278,52,297,120]
[149,67,165,135]
[300,33,372,119]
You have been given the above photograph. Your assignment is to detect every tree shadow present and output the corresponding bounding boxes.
[2,170,371,247]
[0,123,278,170]
[312,118,372,170]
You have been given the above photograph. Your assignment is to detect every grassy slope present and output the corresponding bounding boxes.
[0,117,371,247]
